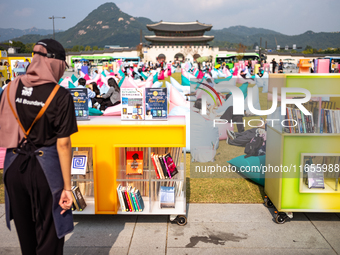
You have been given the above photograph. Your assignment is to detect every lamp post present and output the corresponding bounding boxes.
[48,16,65,40]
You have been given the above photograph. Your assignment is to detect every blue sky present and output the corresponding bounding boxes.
[1,0,339,35]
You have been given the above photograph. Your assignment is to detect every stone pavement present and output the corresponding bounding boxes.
[1,203,340,255]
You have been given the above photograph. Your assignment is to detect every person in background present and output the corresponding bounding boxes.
[97,78,120,111]
[88,81,101,109]
[278,59,283,73]
[75,61,82,76]
[2,79,11,90]
[4,61,11,80]
[271,58,277,73]
[331,59,335,73]
[25,59,30,71]
[0,38,76,255]
[78,78,96,108]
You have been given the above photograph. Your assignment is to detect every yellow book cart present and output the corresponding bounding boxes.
[70,116,187,225]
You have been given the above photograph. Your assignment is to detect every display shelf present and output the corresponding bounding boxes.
[70,116,186,216]
[265,74,340,222]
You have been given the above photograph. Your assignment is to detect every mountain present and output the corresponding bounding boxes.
[0,27,62,42]
[5,3,340,50]
[7,2,153,48]
[207,27,340,50]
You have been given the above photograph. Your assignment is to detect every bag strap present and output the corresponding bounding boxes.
[7,82,60,138]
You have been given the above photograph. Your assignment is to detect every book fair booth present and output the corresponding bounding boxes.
[2,51,340,226]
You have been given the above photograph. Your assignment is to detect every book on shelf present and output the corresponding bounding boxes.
[164,153,179,178]
[159,186,175,209]
[284,99,340,134]
[306,165,325,189]
[117,184,128,212]
[151,153,161,179]
[71,186,87,211]
[117,185,145,212]
[71,151,88,175]
[126,151,143,175]
[151,152,179,179]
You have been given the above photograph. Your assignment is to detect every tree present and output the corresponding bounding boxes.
[85,46,92,51]
[79,46,84,52]
[71,45,81,52]
[236,43,246,61]
[92,46,99,51]
[25,43,35,53]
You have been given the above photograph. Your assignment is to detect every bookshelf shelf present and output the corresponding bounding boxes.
[265,74,340,222]
[70,116,186,217]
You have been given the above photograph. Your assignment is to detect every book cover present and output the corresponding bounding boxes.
[71,151,88,175]
[159,186,175,209]
[326,110,331,133]
[135,189,145,211]
[301,111,307,133]
[320,108,324,133]
[158,155,169,178]
[121,187,129,212]
[123,188,133,212]
[306,165,325,189]
[126,187,135,211]
[145,88,167,120]
[331,110,337,133]
[162,155,172,179]
[287,107,296,133]
[283,108,291,133]
[286,107,292,133]
[150,153,160,179]
[126,151,143,175]
[121,88,144,120]
[296,109,303,133]
[72,186,87,211]
[128,189,137,212]
[164,153,179,178]
[154,154,166,179]
[117,184,127,212]
[131,187,141,211]
[71,186,80,211]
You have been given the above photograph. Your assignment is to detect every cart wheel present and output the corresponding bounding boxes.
[264,199,274,208]
[176,215,187,226]
[275,214,286,224]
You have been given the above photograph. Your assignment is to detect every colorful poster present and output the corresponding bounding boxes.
[121,88,144,120]
[68,88,89,120]
[145,88,167,120]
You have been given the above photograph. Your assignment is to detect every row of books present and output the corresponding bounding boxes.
[284,107,315,133]
[123,147,182,170]
[71,186,87,211]
[284,106,340,134]
[117,184,145,212]
[151,152,178,179]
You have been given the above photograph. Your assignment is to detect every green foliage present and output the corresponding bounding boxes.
[92,46,99,51]
[25,43,35,53]
[85,45,91,51]
[71,45,80,52]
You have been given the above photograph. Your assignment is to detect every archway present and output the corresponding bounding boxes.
[174,53,184,61]
[157,54,166,62]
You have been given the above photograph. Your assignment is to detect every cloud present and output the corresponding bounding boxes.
[14,8,34,17]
